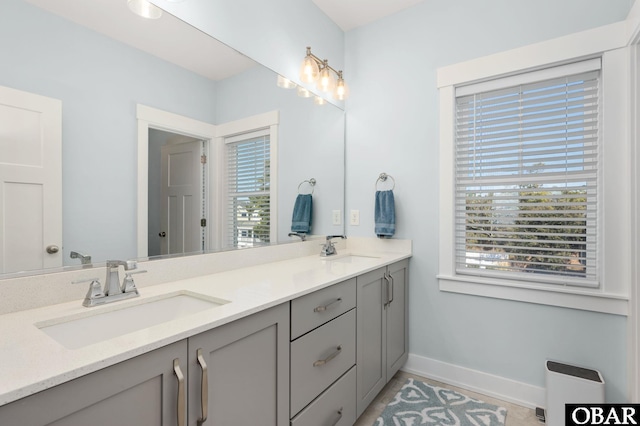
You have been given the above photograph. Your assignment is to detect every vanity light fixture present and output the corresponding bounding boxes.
[299,46,348,100]
[127,0,163,19]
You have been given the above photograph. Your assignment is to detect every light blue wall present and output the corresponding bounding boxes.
[344,0,633,401]
[214,65,345,240]
[1,0,217,264]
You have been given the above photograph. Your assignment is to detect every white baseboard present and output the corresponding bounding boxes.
[402,353,546,409]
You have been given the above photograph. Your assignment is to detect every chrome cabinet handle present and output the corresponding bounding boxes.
[383,272,391,308]
[197,348,209,425]
[313,345,342,367]
[314,298,342,313]
[330,407,344,426]
[173,359,185,426]
[388,272,394,305]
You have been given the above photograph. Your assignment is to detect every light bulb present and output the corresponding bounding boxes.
[333,73,349,101]
[299,48,319,83]
[127,0,163,19]
[316,63,335,93]
[314,96,326,106]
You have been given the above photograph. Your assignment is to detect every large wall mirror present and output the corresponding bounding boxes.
[0,0,345,277]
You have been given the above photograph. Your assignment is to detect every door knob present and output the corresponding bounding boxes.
[46,245,60,254]
[159,232,166,237]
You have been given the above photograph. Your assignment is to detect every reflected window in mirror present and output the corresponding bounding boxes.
[224,128,276,248]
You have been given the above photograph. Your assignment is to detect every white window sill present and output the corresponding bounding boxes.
[437,274,628,316]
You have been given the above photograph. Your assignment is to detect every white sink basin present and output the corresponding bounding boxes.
[37,292,229,349]
[324,254,380,264]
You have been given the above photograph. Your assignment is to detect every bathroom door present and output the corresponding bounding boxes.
[160,140,204,255]
[0,85,62,274]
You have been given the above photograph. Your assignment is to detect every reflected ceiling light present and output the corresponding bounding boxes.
[296,86,312,98]
[277,75,297,89]
[127,0,163,19]
[314,96,326,106]
[299,46,348,100]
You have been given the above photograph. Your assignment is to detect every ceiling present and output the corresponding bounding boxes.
[23,0,256,81]
[312,0,425,31]
[23,0,423,80]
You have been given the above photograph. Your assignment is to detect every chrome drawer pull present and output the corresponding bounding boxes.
[173,359,185,426]
[330,407,344,426]
[197,348,208,425]
[313,345,342,367]
[314,297,342,313]
[383,272,394,307]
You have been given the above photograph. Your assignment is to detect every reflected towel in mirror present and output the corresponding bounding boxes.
[375,190,395,238]
[291,194,313,233]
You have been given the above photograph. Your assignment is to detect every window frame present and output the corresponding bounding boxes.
[224,129,272,248]
[437,23,632,315]
[213,111,279,250]
[453,59,601,288]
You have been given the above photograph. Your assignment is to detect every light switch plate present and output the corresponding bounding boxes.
[350,210,360,226]
[332,210,341,225]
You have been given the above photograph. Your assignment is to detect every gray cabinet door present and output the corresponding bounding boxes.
[0,341,188,426]
[355,260,410,418]
[386,259,409,380]
[355,266,387,418]
[187,303,290,426]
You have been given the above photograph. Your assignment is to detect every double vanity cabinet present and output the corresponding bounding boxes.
[0,258,409,426]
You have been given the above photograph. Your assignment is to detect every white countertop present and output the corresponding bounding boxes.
[0,245,410,406]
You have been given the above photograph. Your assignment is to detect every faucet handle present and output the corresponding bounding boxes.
[125,260,138,271]
[325,235,347,241]
[122,269,147,294]
[72,278,104,306]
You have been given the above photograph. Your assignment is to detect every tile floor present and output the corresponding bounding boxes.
[354,370,541,425]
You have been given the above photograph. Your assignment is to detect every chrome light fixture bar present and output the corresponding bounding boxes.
[299,46,348,101]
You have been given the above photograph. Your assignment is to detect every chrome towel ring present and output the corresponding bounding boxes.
[298,178,316,195]
[375,173,395,191]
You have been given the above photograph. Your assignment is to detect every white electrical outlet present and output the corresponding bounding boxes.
[332,210,341,225]
[350,209,360,225]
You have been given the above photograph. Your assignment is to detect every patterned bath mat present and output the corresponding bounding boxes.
[375,378,507,425]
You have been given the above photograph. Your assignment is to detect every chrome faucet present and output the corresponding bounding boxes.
[320,235,346,257]
[73,260,146,307]
[288,232,307,241]
[105,260,133,296]
[70,251,92,265]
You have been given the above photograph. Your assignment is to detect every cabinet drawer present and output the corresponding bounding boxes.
[291,366,356,426]
[291,277,356,340]
[290,309,356,416]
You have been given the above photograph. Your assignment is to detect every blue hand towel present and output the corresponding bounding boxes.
[291,194,312,233]
[375,190,395,238]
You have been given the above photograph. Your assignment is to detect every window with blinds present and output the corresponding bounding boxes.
[225,129,270,248]
[454,60,600,287]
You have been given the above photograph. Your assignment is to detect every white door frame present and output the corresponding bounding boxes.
[136,104,217,259]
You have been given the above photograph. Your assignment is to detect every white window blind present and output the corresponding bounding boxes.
[454,60,600,287]
[225,129,270,248]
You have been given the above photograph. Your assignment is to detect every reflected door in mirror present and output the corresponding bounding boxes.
[0,85,62,274]
[160,140,205,256]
